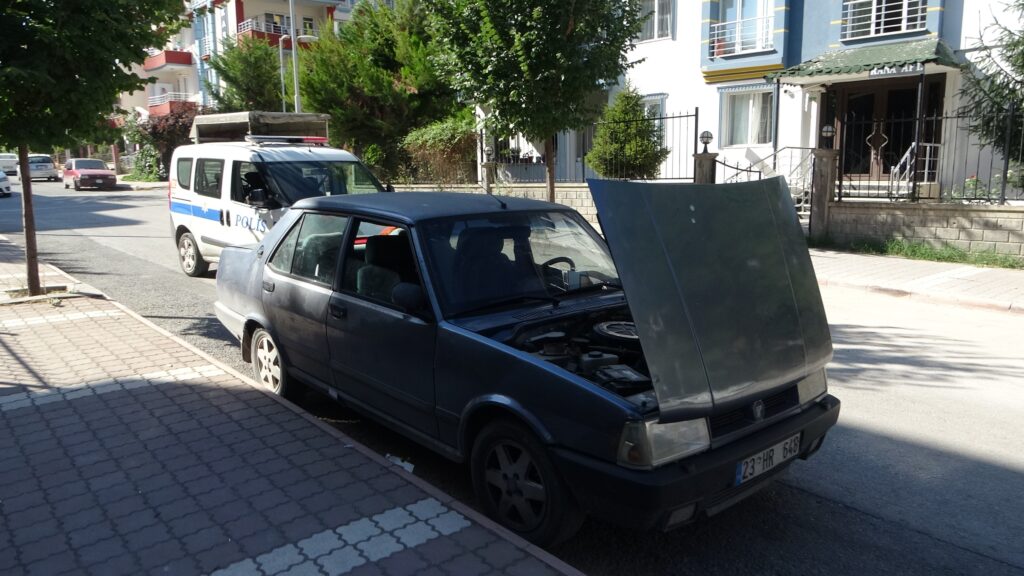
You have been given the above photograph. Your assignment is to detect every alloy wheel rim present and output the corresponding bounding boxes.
[255,335,281,392]
[180,238,196,271]
[483,440,547,532]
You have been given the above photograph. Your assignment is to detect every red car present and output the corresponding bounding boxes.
[63,158,116,191]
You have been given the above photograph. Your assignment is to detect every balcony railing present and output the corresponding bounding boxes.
[147,92,195,106]
[841,0,927,40]
[238,17,319,38]
[709,15,774,58]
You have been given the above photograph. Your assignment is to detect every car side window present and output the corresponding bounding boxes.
[341,220,419,305]
[194,159,224,198]
[176,158,193,191]
[268,214,349,285]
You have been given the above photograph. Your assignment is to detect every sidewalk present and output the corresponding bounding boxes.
[115,175,166,191]
[810,248,1024,313]
[0,240,580,576]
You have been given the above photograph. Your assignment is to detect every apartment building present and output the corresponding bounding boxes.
[124,0,377,120]
[624,0,1010,190]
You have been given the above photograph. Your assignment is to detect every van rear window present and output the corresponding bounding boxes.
[177,158,193,190]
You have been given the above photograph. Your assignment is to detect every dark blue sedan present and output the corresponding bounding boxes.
[215,181,840,545]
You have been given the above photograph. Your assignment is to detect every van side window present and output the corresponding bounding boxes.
[176,158,193,191]
[195,159,224,198]
[231,161,259,203]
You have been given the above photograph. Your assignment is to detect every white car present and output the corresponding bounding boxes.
[169,136,387,276]
[0,171,12,197]
[23,154,59,181]
[0,153,17,176]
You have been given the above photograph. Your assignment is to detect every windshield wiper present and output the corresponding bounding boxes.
[558,281,623,297]
[451,295,559,318]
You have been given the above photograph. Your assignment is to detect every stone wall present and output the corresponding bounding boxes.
[395,183,599,228]
[827,202,1024,257]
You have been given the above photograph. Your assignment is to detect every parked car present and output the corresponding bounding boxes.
[22,154,59,182]
[214,181,840,546]
[0,171,12,197]
[169,135,386,277]
[63,158,116,191]
[0,153,18,176]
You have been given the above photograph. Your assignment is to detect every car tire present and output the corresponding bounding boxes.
[470,420,584,547]
[250,328,291,397]
[177,232,209,277]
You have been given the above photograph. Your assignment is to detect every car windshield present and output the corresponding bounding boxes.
[420,210,620,318]
[75,159,107,170]
[261,160,383,204]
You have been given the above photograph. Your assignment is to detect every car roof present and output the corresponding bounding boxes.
[172,142,358,162]
[292,192,569,224]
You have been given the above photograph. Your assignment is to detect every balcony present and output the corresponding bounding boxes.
[709,15,774,58]
[237,17,319,48]
[841,0,927,41]
[143,49,193,72]
[147,92,197,117]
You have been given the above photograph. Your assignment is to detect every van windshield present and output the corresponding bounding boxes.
[261,161,384,204]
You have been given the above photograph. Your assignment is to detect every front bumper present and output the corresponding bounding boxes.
[551,394,840,531]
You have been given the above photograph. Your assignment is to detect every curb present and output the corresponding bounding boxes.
[817,278,1023,314]
[34,258,585,576]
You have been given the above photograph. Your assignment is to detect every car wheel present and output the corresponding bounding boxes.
[251,328,290,397]
[471,420,584,547]
[177,232,209,277]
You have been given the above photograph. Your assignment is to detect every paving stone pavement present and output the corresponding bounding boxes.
[0,250,579,575]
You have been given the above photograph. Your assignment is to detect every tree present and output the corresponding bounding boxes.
[205,36,282,113]
[144,106,198,176]
[427,0,646,201]
[586,84,669,180]
[301,0,458,180]
[960,0,1024,160]
[0,0,184,295]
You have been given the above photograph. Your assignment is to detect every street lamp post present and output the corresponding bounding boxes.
[278,34,318,113]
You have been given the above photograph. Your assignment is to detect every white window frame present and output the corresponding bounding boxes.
[722,89,774,147]
[710,0,774,58]
[840,0,927,41]
[638,0,673,42]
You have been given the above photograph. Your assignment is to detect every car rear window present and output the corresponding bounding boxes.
[28,156,52,165]
[75,159,107,170]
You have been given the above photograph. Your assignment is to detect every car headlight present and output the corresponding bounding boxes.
[617,417,710,469]
[797,368,828,404]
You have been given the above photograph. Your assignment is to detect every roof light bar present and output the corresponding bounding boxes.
[244,135,329,146]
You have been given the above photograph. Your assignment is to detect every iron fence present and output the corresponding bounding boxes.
[837,108,1024,204]
[485,110,699,184]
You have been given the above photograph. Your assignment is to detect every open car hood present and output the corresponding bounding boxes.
[588,178,832,423]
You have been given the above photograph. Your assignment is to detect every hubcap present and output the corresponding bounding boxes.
[483,441,547,532]
[255,335,281,392]
[179,238,196,271]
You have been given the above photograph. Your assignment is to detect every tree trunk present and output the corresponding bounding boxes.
[18,144,41,296]
[545,135,556,203]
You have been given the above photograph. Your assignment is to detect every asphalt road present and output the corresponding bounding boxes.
[2,179,1023,576]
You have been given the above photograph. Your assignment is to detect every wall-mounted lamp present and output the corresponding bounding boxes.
[699,131,713,154]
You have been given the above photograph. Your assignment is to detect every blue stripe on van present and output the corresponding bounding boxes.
[170,201,192,216]
[191,205,222,222]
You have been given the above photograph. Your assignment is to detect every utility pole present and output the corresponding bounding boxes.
[289,0,302,112]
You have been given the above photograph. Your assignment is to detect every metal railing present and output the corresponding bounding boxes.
[238,17,319,38]
[709,15,774,58]
[148,92,195,106]
[840,0,927,40]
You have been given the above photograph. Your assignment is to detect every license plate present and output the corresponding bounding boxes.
[735,433,801,486]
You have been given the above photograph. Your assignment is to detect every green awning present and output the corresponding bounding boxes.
[768,39,962,84]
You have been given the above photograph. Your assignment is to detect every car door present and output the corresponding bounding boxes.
[191,157,229,258]
[326,219,438,438]
[262,212,349,388]
[225,159,276,246]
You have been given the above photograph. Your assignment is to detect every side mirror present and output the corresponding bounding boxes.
[247,187,273,209]
[392,282,427,314]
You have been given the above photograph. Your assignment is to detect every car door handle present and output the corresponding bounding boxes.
[329,303,347,319]
[225,209,231,226]
[262,280,275,292]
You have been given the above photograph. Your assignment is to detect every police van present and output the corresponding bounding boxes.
[169,135,387,276]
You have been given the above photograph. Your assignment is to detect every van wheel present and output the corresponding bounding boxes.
[251,328,290,397]
[177,232,209,277]
[471,420,584,547]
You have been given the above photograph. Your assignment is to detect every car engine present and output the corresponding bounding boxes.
[510,311,658,410]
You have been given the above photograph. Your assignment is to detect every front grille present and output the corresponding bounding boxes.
[709,385,799,439]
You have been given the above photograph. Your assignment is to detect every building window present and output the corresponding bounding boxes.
[841,0,926,40]
[264,13,290,35]
[724,91,773,146]
[639,0,672,41]
[710,0,774,57]
[302,17,315,36]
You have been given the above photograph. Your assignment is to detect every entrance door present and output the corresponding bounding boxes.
[842,92,877,177]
